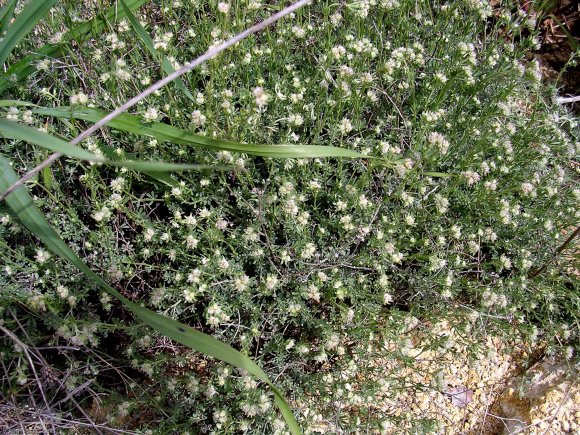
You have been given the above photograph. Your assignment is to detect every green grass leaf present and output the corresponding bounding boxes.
[0,0,148,93]
[34,106,369,159]
[119,0,194,101]
[0,99,38,107]
[0,0,58,66]
[0,0,18,36]
[0,119,102,161]
[0,155,301,435]
[0,119,227,172]
[98,142,180,187]
[424,171,452,178]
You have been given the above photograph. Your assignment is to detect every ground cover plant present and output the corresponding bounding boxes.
[1,0,579,433]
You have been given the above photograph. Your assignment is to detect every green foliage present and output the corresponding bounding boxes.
[1,0,579,433]
[34,106,370,159]
[0,118,227,171]
[119,0,195,101]
[0,0,58,66]
[0,0,148,94]
[0,155,300,434]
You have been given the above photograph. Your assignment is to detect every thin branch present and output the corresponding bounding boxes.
[556,95,580,104]
[0,0,312,201]
[0,324,56,434]
[530,225,580,278]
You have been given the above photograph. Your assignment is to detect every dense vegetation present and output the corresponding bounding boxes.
[1,0,578,432]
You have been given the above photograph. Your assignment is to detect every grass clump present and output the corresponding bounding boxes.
[1,0,578,433]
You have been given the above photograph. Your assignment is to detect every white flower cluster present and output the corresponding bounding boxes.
[206,302,230,326]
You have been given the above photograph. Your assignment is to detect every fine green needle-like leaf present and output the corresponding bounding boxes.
[0,155,301,435]
[34,106,369,159]
[0,0,58,66]
[119,0,195,102]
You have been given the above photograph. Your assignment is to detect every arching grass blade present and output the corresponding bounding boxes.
[34,106,369,159]
[0,155,301,435]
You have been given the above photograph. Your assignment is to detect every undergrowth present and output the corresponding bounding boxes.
[1,0,578,433]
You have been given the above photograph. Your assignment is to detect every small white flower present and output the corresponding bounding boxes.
[93,206,111,222]
[191,110,206,127]
[49,32,64,44]
[35,249,51,264]
[521,182,535,196]
[37,59,51,71]
[109,177,126,192]
[252,87,269,107]
[265,274,278,290]
[434,72,448,83]
[462,170,481,186]
[339,117,353,135]
[143,107,159,122]
[434,194,449,213]
[499,254,512,270]
[56,285,69,298]
[288,113,304,127]
[218,257,229,270]
[217,2,230,14]
[186,235,198,249]
[428,132,450,154]
[115,69,132,81]
[144,228,155,241]
[70,92,89,105]
[300,242,316,259]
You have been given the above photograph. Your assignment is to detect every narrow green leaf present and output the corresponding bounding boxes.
[0,100,38,107]
[119,0,195,101]
[64,0,148,42]
[0,119,225,172]
[98,142,179,187]
[0,155,301,434]
[0,119,103,161]
[0,0,58,66]
[0,0,148,93]
[108,161,223,172]
[34,106,369,159]
[119,0,156,53]
[41,165,53,190]
[0,0,18,36]
[424,171,453,178]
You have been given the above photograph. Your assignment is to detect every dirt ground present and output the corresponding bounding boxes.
[534,0,580,111]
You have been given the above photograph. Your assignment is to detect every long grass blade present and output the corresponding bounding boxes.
[0,155,301,434]
[0,0,18,36]
[0,100,38,107]
[0,0,148,93]
[98,142,179,187]
[119,0,194,101]
[34,106,368,159]
[0,0,58,66]
[0,119,225,172]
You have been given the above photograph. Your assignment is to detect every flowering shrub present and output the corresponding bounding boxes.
[1,0,578,432]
